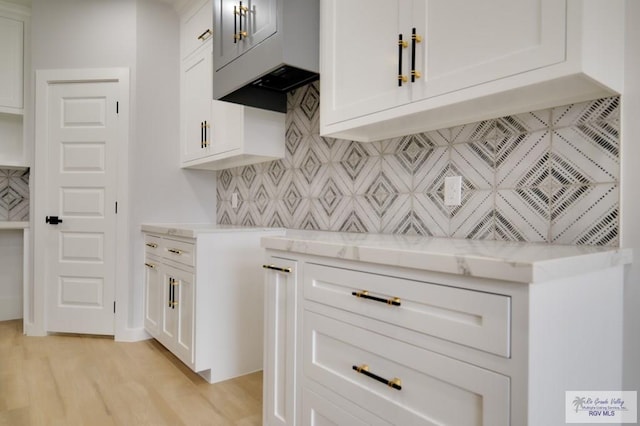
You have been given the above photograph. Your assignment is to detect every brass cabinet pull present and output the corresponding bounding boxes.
[262,264,292,273]
[352,364,402,390]
[144,262,156,269]
[398,34,408,86]
[197,28,212,41]
[146,242,158,248]
[351,290,401,306]
[411,28,422,82]
[168,248,183,255]
[203,121,210,147]
[168,277,179,309]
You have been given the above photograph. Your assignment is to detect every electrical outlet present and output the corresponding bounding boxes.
[232,192,238,209]
[444,176,462,206]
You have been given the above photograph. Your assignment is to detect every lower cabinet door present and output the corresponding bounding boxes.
[143,255,162,337]
[302,385,391,426]
[303,311,510,426]
[263,256,299,426]
[160,265,195,368]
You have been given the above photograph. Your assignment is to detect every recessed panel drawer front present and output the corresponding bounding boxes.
[302,386,391,426]
[304,263,511,357]
[304,312,510,426]
[162,238,196,267]
[144,234,163,257]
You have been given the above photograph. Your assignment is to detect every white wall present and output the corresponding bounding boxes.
[130,0,216,330]
[0,229,23,320]
[622,0,640,396]
[28,0,216,338]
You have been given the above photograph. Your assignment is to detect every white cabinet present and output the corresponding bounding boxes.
[179,0,286,171]
[0,2,29,168]
[213,0,277,71]
[0,12,23,112]
[263,257,299,426]
[320,0,625,142]
[264,246,626,425]
[182,100,285,170]
[143,226,284,383]
[160,263,195,366]
[181,45,214,163]
[181,0,213,60]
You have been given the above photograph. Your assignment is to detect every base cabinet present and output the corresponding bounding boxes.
[263,255,299,426]
[263,249,625,425]
[143,227,283,383]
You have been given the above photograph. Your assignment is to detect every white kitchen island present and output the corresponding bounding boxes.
[261,230,633,426]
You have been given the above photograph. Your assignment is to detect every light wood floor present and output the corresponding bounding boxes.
[0,320,262,426]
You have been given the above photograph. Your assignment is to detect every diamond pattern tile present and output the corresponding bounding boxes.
[495,188,550,243]
[450,120,496,144]
[412,193,449,237]
[451,141,495,190]
[496,130,550,189]
[551,123,619,185]
[551,184,619,246]
[216,87,620,247]
[450,190,494,240]
[496,109,550,137]
[0,169,29,222]
[552,96,620,128]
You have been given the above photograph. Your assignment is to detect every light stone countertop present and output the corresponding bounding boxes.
[141,223,284,239]
[261,230,633,283]
[0,221,29,230]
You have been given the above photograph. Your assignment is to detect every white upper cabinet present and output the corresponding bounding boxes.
[182,99,285,170]
[181,45,214,163]
[320,0,625,142]
[181,0,213,59]
[213,0,277,71]
[0,13,23,113]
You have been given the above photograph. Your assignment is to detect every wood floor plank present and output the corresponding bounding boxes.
[0,320,263,425]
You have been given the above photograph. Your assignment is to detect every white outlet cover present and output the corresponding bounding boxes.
[444,176,462,206]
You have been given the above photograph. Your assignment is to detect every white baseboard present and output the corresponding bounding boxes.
[115,326,151,342]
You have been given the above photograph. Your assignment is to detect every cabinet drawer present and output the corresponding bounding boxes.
[302,386,391,426]
[304,311,510,426]
[144,234,163,257]
[163,238,196,267]
[304,263,510,357]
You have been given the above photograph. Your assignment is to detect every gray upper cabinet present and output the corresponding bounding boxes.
[213,0,277,71]
[211,0,319,112]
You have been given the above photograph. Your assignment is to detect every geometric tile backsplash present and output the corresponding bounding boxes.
[217,81,620,247]
[0,168,29,221]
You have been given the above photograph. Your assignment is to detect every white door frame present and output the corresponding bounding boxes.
[30,68,130,339]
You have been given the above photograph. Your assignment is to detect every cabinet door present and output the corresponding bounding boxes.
[213,0,277,71]
[181,46,213,163]
[0,14,23,110]
[161,266,195,366]
[181,0,213,60]
[143,256,162,337]
[172,267,195,366]
[411,0,566,101]
[264,256,298,426]
[210,100,242,156]
[320,0,411,126]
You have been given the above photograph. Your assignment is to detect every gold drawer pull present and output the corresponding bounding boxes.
[262,264,292,273]
[197,28,212,41]
[352,364,402,391]
[146,242,158,248]
[168,248,183,255]
[351,290,401,306]
[144,262,156,269]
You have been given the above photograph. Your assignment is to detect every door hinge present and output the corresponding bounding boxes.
[113,301,116,313]
[115,202,118,214]
[116,101,119,114]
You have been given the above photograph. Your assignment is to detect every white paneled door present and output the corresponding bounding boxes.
[42,81,119,335]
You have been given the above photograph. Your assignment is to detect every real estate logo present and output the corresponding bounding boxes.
[566,391,637,423]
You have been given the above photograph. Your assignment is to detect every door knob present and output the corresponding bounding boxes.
[45,216,63,225]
